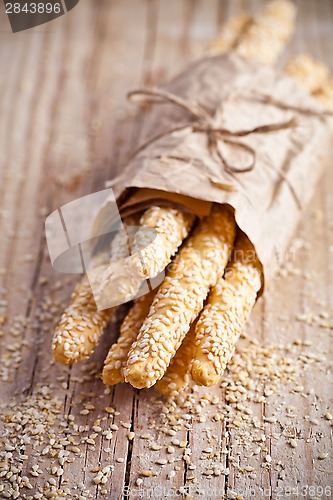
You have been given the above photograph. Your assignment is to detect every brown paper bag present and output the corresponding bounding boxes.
[94,53,332,285]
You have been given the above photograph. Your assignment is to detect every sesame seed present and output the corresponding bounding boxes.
[105,407,115,414]
[121,422,131,429]
[141,470,153,477]
[289,439,298,448]
[150,444,162,451]
[156,459,167,465]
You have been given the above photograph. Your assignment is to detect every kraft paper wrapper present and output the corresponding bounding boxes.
[95,53,332,287]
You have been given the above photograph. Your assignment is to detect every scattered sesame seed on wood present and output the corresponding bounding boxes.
[3,2,333,498]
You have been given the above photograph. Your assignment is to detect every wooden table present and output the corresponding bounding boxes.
[0,1,332,499]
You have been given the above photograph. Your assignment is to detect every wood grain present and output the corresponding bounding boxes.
[0,1,332,499]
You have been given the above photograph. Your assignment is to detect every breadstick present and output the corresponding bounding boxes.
[102,290,156,385]
[133,207,195,279]
[192,232,262,386]
[124,204,236,389]
[155,324,197,397]
[285,54,330,93]
[235,0,296,65]
[52,262,114,365]
[97,207,195,307]
[207,13,252,55]
[52,220,135,365]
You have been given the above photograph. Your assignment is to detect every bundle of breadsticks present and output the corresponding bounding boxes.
[52,0,333,397]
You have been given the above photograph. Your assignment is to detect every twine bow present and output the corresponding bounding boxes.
[127,88,331,209]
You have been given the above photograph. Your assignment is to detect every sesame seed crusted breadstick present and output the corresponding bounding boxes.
[192,232,262,387]
[52,269,113,365]
[108,219,134,262]
[124,204,236,389]
[102,290,156,386]
[94,218,145,308]
[235,0,296,66]
[52,220,134,365]
[207,13,252,55]
[285,54,330,93]
[134,207,196,279]
[155,324,197,398]
[96,207,195,307]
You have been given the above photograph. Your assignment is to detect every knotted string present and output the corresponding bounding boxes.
[127,88,332,209]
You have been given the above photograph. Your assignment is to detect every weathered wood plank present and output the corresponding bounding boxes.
[0,1,332,499]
